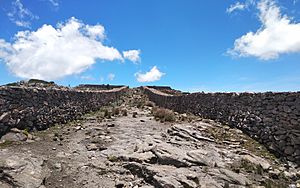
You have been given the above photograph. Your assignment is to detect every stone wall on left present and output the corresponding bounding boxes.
[0,86,128,137]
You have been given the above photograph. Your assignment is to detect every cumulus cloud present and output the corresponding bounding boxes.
[85,25,105,40]
[7,0,39,28]
[123,50,141,63]
[107,73,115,81]
[0,17,139,80]
[228,0,300,60]
[135,66,165,83]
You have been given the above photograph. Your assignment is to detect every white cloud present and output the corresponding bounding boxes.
[48,0,59,7]
[123,50,141,63]
[0,17,140,80]
[227,2,247,13]
[135,66,165,83]
[7,0,39,28]
[226,0,255,14]
[85,24,105,40]
[0,39,12,59]
[228,0,300,60]
[107,73,115,81]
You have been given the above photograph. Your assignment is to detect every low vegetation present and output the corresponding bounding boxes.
[152,107,176,122]
[0,140,13,148]
[107,155,118,162]
[121,109,128,116]
[112,107,120,116]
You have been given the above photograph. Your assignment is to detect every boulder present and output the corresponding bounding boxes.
[1,132,27,142]
[0,150,49,188]
[242,155,271,171]
[185,149,223,167]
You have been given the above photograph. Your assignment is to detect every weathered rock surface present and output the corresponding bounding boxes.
[143,87,300,165]
[0,88,298,187]
[0,149,49,188]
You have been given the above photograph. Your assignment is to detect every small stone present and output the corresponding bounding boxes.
[132,112,138,118]
[86,144,98,151]
[75,126,81,131]
[284,146,295,155]
[242,155,271,170]
[269,169,280,179]
[297,170,300,178]
[1,132,27,142]
[107,123,115,127]
[54,163,62,171]
[283,106,292,113]
[284,171,296,179]
[10,128,22,133]
[220,168,250,185]
[52,147,56,150]
[115,180,125,188]
[0,112,10,122]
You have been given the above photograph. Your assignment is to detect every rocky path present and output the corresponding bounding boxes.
[0,89,299,188]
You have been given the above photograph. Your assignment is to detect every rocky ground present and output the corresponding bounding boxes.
[0,89,299,188]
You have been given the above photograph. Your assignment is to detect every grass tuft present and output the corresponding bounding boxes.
[107,155,118,162]
[0,140,13,148]
[152,107,176,122]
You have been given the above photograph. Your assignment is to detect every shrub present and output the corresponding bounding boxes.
[0,140,13,148]
[23,128,30,137]
[112,107,120,116]
[103,109,111,119]
[136,101,144,109]
[107,155,118,162]
[121,109,128,116]
[152,107,176,122]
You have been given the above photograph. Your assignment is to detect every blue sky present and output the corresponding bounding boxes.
[0,0,300,92]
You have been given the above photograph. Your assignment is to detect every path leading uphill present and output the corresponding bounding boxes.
[0,89,299,188]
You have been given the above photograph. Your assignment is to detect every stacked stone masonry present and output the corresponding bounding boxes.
[75,84,126,90]
[143,87,300,165]
[0,86,127,137]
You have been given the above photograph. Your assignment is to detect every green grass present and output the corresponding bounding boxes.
[107,155,118,162]
[23,128,30,137]
[0,140,13,148]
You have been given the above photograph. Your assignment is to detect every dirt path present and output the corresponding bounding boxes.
[0,89,299,188]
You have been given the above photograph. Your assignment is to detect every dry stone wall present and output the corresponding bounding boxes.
[75,84,126,90]
[0,86,127,137]
[143,87,300,165]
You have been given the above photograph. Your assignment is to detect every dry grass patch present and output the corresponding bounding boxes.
[0,140,13,148]
[121,109,128,116]
[152,107,176,122]
[112,107,120,116]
